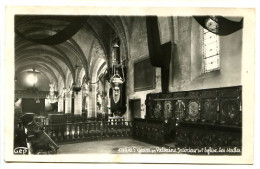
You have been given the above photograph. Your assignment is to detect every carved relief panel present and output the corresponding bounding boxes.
[187,100,200,122]
[164,101,173,120]
[154,101,162,119]
[175,100,186,121]
[145,86,242,126]
[220,99,241,124]
[202,99,218,123]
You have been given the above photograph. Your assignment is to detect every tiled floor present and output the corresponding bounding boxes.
[58,138,157,154]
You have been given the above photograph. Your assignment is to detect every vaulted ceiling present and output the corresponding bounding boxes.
[15,15,131,91]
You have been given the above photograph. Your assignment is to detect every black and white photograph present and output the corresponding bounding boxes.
[3,6,255,164]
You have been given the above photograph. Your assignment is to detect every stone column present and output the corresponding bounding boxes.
[82,94,89,115]
[74,90,82,116]
[65,92,71,114]
[88,84,97,118]
[58,97,64,113]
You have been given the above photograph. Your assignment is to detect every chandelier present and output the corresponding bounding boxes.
[72,82,82,94]
[70,77,88,94]
[46,83,58,103]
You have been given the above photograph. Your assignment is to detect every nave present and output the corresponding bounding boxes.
[13,15,243,156]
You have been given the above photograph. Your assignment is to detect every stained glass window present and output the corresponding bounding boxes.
[202,23,220,73]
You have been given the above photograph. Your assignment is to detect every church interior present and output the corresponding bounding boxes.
[14,15,243,155]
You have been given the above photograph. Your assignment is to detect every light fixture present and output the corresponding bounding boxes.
[108,38,125,107]
[110,40,125,93]
[110,71,124,94]
[26,68,38,87]
[46,83,58,103]
[72,82,82,94]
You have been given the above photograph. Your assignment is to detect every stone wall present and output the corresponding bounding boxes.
[169,17,242,91]
[125,16,242,120]
[126,17,162,120]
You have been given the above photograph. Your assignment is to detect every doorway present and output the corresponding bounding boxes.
[129,99,141,120]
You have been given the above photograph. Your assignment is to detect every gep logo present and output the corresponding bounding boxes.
[14,147,28,155]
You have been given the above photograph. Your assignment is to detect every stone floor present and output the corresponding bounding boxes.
[58,138,158,154]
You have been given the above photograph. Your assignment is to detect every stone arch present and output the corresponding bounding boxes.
[16,44,75,81]
[16,63,59,87]
[103,16,129,62]
[16,57,66,85]
[83,24,110,74]
[65,69,73,89]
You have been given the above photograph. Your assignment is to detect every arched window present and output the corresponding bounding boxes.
[202,18,220,73]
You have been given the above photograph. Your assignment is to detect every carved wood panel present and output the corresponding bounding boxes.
[154,101,162,119]
[145,86,242,126]
[176,125,241,153]
[220,98,241,124]
[164,101,173,120]
[174,100,186,121]
[187,100,200,122]
[202,99,218,122]
[133,120,165,145]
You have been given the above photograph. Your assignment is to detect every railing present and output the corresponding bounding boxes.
[42,120,133,143]
[36,114,118,126]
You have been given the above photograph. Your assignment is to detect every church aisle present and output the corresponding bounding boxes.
[58,139,156,154]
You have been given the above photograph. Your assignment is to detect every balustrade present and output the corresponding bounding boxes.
[43,120,133,143]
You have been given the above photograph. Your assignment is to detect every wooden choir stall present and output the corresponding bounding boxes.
[133,86,242,154]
